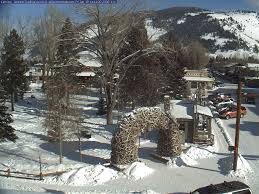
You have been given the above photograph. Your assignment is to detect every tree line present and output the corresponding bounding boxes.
[0,3,209,156]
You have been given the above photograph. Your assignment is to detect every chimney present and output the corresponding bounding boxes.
[164,95,171,113]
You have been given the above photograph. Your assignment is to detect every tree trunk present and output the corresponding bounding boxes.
[78,136,82,162]
[59,127,63,164]
[11,92,14,111]
[105,84,113,125]
[42,62,46,91]
[14,92,18,103]
[106,105,113,125]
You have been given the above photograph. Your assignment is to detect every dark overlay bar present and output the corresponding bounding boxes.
[0,0,117,4]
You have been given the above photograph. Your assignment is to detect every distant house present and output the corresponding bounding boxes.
[225,63,259,86]
[242,63,259,79]
[77,51,102,81]
[184,69,214,97]
[25,63,43,82]
[170,99,214,145]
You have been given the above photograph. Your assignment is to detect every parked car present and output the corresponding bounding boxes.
[219,105,247,119]
[209,93,231,103]
[214,80,223,87]
[215,98,234,107]
[216,103,233,113]
[242,93,257,104]
[190,181,252,194]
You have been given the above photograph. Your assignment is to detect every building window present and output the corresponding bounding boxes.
[191,82,197,88]
[179,123,185,131]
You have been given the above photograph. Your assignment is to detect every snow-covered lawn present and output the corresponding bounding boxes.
[0,82,253,193]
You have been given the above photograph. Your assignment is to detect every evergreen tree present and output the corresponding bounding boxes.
[96,97,106,115]
[0,29,25,111]
[0,85,17,141]
[56,17,78,71]
[253,44,259,53]
[160,32,187,98]
[55,17,80,105]
[118,20,163,107]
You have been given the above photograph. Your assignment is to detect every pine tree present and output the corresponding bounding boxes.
[167,63,187,98]
[55,17,80,105]
[96,97,106,115]
[0,29,25,111]
[56,17,78,72]
[45,18,80,164]
[0,85,17,141]
[253,44,259,53]
[118,20,163,107]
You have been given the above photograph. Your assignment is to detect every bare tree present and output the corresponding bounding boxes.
[45,74,80,164]
[33,6,66,89]
[0,18,11,47]
[76,3,166,124]
[181,41,209,70]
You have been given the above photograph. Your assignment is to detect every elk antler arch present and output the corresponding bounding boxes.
[111,107,182,165]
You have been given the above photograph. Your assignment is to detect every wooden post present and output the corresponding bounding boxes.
[6,169,10,177]
[39,155,43,180]
[79,133,82,162]
[164,95,170,113]
[233,81,242,171]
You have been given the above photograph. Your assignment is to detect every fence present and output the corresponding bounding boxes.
[0,168,42,180]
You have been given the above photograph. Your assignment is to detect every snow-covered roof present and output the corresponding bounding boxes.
[77,72,95,77]
[247,63,259,68]
[77,51,102,68]
[25,72,43,77]
[78,58,102,68]
[196,105,213,117]
[184,76,214,82]
[171,100,193,120]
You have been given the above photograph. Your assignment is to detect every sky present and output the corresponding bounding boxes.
[0,0,259,22]
[155,0,256,11]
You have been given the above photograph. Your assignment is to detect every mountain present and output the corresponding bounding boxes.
[145,7,259,59]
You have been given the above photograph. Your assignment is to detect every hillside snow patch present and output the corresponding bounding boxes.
[124,162,154,180]
[145,19,167,42]
[177,18,186,24]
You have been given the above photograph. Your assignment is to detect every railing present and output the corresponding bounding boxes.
[193,134,214,146]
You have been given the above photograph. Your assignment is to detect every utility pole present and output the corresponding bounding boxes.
[233,80,242,171]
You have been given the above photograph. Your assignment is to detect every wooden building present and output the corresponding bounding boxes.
[170,100,214,145]
[184,69,214,97]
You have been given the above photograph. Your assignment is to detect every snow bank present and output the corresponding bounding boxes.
[185,146,214,160]
[228,154,253,179]
[45,165,118,186]
[167,154,197,168]
[140,190,160,194]
[209,105,233,146]
[167,145,217,168]
[123,162,154,180]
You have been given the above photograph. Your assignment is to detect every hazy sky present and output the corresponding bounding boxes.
[0,0,258,22]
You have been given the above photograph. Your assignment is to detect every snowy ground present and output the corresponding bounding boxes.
[211,82,259,193]
[0,82,254,193]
